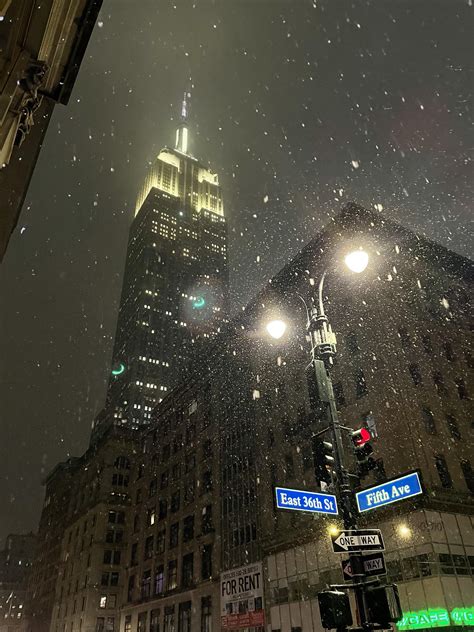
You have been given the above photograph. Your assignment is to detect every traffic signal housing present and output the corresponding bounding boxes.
[318,590,353,629]
[313,436,335,485]
[351,425,376,477]
[365,584,402,625]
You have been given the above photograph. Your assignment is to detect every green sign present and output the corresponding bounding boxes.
[397,607,474,630]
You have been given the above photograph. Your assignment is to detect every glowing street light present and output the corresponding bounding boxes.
[344,249,369,274]
[327,523,342,537]
[263,247,372,627]
[266,319,287,340]
[397,523,412,539]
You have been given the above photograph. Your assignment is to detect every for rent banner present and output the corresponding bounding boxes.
[220,562,265,629]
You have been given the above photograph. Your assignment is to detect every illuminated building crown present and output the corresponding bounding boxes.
[135,92,224,218]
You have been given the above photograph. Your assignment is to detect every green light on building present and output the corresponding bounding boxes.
[111,363,126,376]
[397,607,474,630]
[192,297,206,310]
[451,607,474,626]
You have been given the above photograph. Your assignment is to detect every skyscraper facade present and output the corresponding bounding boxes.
[92,95,228,438]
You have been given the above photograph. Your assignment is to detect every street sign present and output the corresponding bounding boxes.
[356,471,423,513]
[275,486,338,515]
[331,529,384,553]
[341,552,387,580]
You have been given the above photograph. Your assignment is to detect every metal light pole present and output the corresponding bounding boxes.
[266,250,371,628]
[306,269,370,629]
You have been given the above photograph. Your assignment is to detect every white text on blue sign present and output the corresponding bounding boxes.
[275,486,338,515]
[356,472,422,513]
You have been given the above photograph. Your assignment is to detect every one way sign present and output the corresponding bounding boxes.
[341,552,387,580]
[331,529,385,553]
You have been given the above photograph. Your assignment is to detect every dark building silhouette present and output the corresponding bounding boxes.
[92,94,228,439]
[0,533,36,631]
[0,0,102,260]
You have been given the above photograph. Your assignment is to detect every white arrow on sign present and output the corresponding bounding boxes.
[334,532,382,550]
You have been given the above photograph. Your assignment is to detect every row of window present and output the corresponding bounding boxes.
[434,455,474,492]
[131,507,214,563]
[144,461,210,496]
[128,547,212,604]
[397,328,466,364]
[386,552,474,581]
[408,363,468,399]
[124,596,212,632]
[66,514,97,545]
[155,428,199,456]
[268,552,474,607]
[420,406,465,439]
[347,325,468,364]
[333,364,468,412]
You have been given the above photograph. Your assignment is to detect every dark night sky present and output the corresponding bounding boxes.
[0,0,472,543]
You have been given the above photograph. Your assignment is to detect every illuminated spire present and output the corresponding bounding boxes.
[175,91,190,154]
[181,91,188,121]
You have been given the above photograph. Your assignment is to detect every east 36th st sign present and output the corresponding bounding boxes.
[275,486,338,515]
[331,529,385,553]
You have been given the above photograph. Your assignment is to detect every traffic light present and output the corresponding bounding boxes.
[318,590,353,629]
[313,436,335,485]
[351,426,375,477]
[365,584,402,625]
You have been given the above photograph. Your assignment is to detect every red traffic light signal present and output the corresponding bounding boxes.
[352,427,371,446]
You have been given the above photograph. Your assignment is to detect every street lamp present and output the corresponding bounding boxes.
[265,249,371,626]
[344,249,369,274]
[266,319,287,340]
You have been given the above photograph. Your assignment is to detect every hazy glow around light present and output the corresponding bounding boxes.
[266,320,287,340]
[398,523,412,539]
[327,524,340,536]
[192,297,206,309]
[344,249,369,273]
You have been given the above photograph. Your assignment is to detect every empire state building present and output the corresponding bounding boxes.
[92,95,228,438]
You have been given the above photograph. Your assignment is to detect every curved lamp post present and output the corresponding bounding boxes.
[266,249,371,627]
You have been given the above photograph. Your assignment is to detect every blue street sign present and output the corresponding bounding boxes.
[356,471,423,513]
[275,486,338,515]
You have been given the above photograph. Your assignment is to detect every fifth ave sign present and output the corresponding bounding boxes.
[331,529,385,553]
[356,471,423,513]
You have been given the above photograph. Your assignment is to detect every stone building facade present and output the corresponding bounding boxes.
[0,0,102,259]
[119,380,221,632]
[27,428,138,632]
